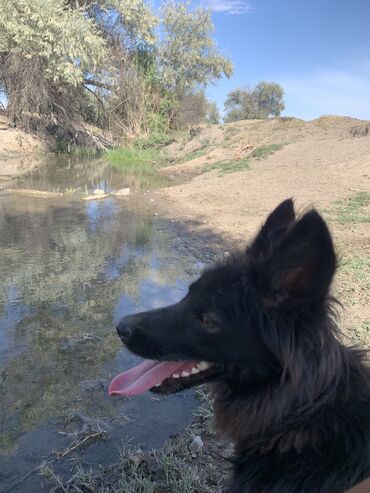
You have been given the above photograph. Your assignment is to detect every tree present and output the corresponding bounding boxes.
[157,1,232,130]
[224,88,257,122]
[253,82,285,118]
[0,0,232,143]
[0,0,157,143]
[224,82,285,122]
[206,101,221,124]
[158,1,233,95]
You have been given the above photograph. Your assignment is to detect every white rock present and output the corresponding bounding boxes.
[189,436,203,453]
[93,189,106,195]
[111,187,130,197]
[82,193,109,201]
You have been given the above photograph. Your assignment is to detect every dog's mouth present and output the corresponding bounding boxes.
[109,359,219,397]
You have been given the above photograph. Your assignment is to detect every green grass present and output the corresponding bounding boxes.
[104,147,172,189]
[134,131,174,149]
[250,143,284,159]
[338,253,370,310]
[348,320,370,346]
[176,148,208,164]
[38,387,225,492]
[224,126,239,141]
[204,157,251,174]
[204,143,284,174]
[105,147,161,172]
[342,254,370,291]
[53,140,102,158]
[43,431,227,493]
[193,387,214,420]
[331,192,370,224]
[175,139,215,164]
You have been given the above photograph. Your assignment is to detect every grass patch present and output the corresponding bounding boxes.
[43,430,227,492]
[105,147,162,172]
[53,139,102,158]
[134,132,175,150]
[177,148,208,163]
[193,387,215,435]
[342,254,370,292]
[204,143,284,174]
[175,139,215,164]
[346,320,370,347]
[331,192,370,224]
[38,388,227,492]
[337,253,370,311]
[104,147,172,189]
[224,126,239,141]
[204,157,251,174]
[250,143,284,159]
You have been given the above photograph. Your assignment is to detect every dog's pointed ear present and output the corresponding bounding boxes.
[248,199,295,258]
[255,209,336,307]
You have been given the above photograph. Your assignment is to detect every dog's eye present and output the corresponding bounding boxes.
[200,315,212,327]
[200,314,219,333]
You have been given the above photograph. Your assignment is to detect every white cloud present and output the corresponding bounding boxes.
[202,0,254,15]
[281,68,370,121]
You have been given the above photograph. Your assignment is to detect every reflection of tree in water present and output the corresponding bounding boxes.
[14,155,173,194]
[0,197,188,453]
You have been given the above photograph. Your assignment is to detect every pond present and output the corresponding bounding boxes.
[0,158,202,492]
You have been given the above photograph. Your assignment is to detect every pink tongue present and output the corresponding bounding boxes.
[109,360,197,397]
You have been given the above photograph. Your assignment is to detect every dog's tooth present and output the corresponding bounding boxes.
[181,371,190,377]
[197,362,210,371]
[172,373,180,378]
[154,383,161,387]
[191,367,200,375]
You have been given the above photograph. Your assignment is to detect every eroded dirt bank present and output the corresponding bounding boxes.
[0,114,46,184]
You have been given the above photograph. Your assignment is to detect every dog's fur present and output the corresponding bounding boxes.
[117,200,370,492]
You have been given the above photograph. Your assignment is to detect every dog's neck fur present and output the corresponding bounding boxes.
[213,341,370,492]
[212,315,370,456]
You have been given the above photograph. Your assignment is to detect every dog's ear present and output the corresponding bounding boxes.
[255,209,336,307]
[248,199,295,258]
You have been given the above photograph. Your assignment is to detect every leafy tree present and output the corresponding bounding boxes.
[157,1,232,130]
[0,0,157,143]
[224,88,257,122]
[224,82,285,122]
[0,0,232,143]
[158,1,233,95]
[206,100,221,124]
[253,82,285,118]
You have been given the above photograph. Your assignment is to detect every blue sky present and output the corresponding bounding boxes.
[200,0,370,120]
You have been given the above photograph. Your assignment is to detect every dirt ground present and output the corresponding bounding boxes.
[160,117,369,240]
[4,115,370,492]
[0,114,45,183]
[152,115,370,343]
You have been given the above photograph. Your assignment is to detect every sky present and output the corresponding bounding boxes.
[199,0,370,120]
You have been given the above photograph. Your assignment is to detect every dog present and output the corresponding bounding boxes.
[110,199,370,492]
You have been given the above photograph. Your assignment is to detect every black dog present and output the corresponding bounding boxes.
[110,200,370,493]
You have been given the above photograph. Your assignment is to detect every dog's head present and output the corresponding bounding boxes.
[109,199,337,397]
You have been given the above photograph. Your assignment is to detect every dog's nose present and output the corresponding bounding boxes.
[116,319,131,342]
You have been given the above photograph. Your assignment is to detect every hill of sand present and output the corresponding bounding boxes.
[0,114,46,182]
[155,115,370,343]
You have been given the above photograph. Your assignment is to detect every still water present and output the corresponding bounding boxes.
[0,159,200,492]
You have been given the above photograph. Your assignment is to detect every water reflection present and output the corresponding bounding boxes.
[9,154,173,193]
[0,178,197,491]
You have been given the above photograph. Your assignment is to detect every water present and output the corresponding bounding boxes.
[0,159,199,492]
